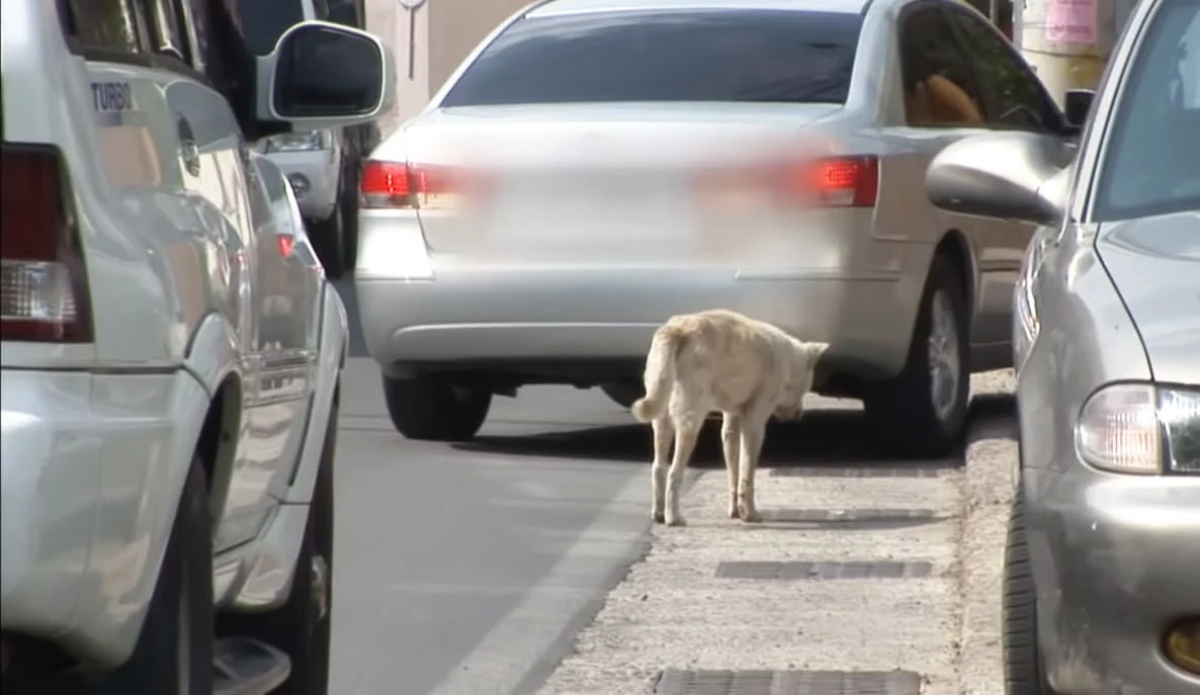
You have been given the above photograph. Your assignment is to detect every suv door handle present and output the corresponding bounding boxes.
[177,114,201,176]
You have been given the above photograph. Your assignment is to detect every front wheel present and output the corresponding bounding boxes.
[310,203,346,280]
[383,375,492,442]
[1004,483,1052,694]
[863,254,970,458]
[217,396,337,694]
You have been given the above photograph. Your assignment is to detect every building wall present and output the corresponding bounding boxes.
[428,0,530,99]
[365,0,431,131]
[366,0,531,133]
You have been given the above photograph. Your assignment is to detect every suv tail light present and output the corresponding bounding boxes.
[0,145,93,343]
[360,160,487,211]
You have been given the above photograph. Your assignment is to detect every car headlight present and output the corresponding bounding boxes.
[1076,383,1200,474]
[1013,232,1050,372]
[263,130,331,154]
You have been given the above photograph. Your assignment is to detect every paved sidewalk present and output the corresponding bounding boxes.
[538,372,1017,695]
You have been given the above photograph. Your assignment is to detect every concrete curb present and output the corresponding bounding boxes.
[957,371,1019,695]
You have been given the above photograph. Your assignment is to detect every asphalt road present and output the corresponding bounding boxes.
[326,280,660,695]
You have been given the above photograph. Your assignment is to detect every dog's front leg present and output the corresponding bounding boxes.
[650,416,674,523]
[736,413,769,523]
[720,413,742,519]
[665,416,702,527]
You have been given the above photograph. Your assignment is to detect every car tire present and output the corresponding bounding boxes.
[382,375,492,442]
[1004,483,1052,694]
[340,165,360,273]
[311,203,346,280]
[86,460,213,695]
[600,382,643,410]
[863,254,970,458]
[217,394,337,695]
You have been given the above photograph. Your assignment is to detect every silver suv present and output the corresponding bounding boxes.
[0,0,394,693]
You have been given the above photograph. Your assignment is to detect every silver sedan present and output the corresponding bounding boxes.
[927,0,1200,691]
[355,0,1072,456]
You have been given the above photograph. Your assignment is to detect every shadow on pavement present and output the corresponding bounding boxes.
[454,394,1016,471]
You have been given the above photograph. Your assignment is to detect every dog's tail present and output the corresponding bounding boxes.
[631,325,683,423]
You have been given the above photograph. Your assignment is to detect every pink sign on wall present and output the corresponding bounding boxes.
[1044,0,1098,45]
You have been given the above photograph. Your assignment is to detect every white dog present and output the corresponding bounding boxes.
[631,309,829,526]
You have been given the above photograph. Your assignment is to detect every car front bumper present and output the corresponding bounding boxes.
[1025,463,1200,695]
[263,148,340,222]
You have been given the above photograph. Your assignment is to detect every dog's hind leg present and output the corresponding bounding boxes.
[736,409,770,523]
[664,415,703,527]
[650,416,674,524]
[720,413,742,519]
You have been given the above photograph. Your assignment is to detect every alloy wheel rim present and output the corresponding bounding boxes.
[927,291,961,424]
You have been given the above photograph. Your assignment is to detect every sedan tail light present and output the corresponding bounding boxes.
[360,161,487,211]
[791,156,879,208]
[0,144,93,343]
[696,155,880,211]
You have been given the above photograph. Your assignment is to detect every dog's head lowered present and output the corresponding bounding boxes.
[774,341,832,421]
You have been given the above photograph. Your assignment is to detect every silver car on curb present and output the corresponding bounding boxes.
[356,0,1077,455]
[926,0,1200,691]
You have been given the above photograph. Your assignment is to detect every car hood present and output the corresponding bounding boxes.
[1096,212,1200,386]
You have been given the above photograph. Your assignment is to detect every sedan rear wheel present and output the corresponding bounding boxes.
[383,375,492,442]
[863,254,970,458]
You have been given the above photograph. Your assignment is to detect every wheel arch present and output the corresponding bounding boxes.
[933,229,977,319]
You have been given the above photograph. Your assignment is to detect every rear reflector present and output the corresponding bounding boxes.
[0,144,93,343]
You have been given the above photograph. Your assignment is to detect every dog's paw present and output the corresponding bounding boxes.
[737,505,762,523]
[727,505,740,519]
[664,515,687,527]
[651,510,666,524]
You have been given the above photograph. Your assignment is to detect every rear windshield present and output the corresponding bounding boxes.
[237,0,306,56]
[440,9,863,108]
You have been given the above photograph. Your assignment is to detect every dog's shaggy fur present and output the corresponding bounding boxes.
[631,309,829,526]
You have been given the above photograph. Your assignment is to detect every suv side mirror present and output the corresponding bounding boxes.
[1063,89,1095,128]
[256,21,395,131]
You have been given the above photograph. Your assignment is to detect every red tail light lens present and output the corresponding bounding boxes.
[360,161,486,211]
[360,160,414,208]
[0,145,93,343]
[803,156,879,208]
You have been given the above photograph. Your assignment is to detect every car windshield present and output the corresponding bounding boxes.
[235,0,306,56]
[439,9,863,108]
[1093,0,1200,221]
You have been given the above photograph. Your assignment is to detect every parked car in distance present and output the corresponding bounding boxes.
[0,0,395,693]
[356,0,1078,456]
[926,0,1199,691]
[238,0,379,278]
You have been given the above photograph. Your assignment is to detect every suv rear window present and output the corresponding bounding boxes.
[440,9,863,108]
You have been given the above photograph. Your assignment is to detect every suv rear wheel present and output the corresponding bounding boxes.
[383,375,492,442]
[863,254,970,458]
[87,461,213,695]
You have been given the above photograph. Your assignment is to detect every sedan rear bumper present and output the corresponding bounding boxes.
[355,265,911,379]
